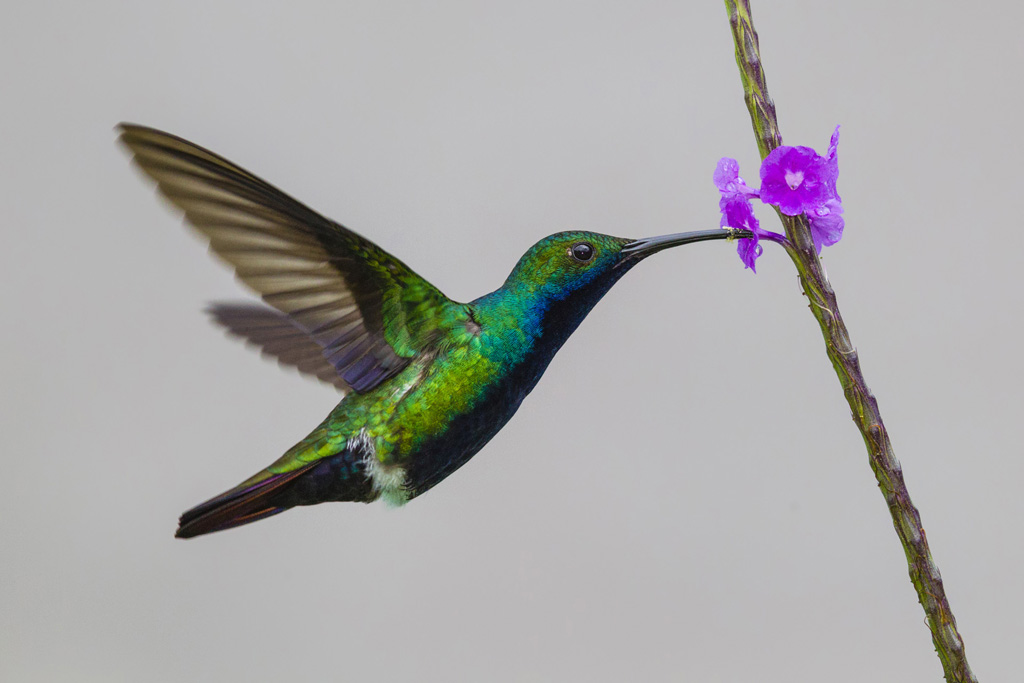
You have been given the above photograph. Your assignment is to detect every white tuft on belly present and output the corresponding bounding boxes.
[351,430,409,506]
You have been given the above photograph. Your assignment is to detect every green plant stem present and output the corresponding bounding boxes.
[722,2,977,681]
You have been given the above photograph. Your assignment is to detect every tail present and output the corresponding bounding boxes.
[176,452,375,539]
[176,464,317,538]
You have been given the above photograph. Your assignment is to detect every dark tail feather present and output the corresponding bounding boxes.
[176,463,319,539]
[176,448,376,538]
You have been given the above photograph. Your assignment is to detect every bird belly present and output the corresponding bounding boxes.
[397,348,551,498]
[317,330,560,503]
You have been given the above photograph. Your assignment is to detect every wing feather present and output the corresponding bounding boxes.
[207,303,351,392]
[120,124,457,392]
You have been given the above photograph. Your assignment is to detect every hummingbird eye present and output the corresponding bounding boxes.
[569,242,595,263]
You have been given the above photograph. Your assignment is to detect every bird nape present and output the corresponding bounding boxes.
[118,124,751,539]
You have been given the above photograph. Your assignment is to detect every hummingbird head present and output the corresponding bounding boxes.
[502,231,633,300]
[494,228,751,348]
[502,227,751,301]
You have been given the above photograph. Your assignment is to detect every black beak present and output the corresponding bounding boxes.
[620,228,754,260]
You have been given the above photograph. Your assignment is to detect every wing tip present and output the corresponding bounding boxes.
[115,122,160,150]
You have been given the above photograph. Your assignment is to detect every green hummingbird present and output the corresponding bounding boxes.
[119,124,750,538]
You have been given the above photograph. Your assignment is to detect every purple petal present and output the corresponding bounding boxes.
[714,158,740,192]
[736,235,763,272]
[808,198,844,254]
[714,157,760,198]
[828,125,841,161]
[719,194,759,231]
[823,126,841,198]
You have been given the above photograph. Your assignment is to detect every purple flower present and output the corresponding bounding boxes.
[757,126,844,255]
[759,145,831,216]
[713,126,844,271]
[714,158,765,271]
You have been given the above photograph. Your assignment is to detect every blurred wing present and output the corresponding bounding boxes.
[119,124,454,392]
[207,302,349,393]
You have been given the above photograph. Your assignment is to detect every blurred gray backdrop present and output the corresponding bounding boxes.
[2,2,1021,681]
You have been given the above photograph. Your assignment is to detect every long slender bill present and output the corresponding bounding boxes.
[621,228,754,259]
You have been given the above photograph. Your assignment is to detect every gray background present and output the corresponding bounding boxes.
[2,2,1020,681]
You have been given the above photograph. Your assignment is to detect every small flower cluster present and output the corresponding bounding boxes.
[714,126,844,271]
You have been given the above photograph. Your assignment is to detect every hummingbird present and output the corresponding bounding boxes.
[118,124,750,538]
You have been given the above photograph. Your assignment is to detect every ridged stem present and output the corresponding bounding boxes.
[722,2,976,681]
